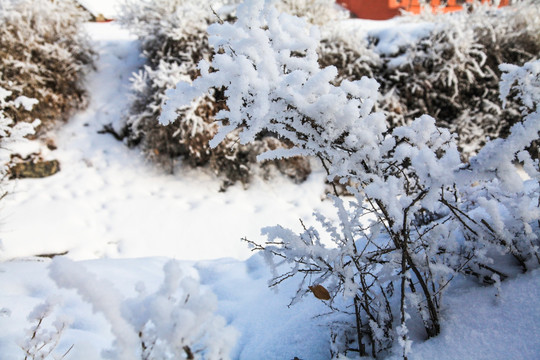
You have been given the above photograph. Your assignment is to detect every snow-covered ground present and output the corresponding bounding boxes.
[1,11,539,360]
[2,256,538,359]
[0,22,334,262]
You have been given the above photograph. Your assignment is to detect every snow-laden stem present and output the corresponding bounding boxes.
[353,296,366,357]
[400,249,408,360]
[317,153,339,198]
[371,187,440,337]
[20,298,72,360]
[405,251,440,337]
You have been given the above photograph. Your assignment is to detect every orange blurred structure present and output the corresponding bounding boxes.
[336,0,510,20]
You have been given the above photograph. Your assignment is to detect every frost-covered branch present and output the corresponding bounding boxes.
[18,297,72,360]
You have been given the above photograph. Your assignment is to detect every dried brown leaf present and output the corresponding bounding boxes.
[309,284,331,301]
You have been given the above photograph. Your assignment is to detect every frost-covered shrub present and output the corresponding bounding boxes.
[49,258,237,360]
[377,0,540,158]
[161,1,539,358]
[119,0,228,166]
[119,0,310,187]
[0,0,94,133]
[119,0,215,151]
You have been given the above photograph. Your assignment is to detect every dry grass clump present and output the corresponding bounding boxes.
[0,0,94,134]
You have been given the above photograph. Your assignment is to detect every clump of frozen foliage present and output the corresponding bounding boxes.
[49,258,237,360]
[0,0,94,133]
[18,297,73,360]
[119,0,310,187]
[161,0,539,358]
[378,0,540,158]
[500,61,540,113]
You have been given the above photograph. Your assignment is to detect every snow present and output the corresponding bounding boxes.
[389,270,540,360]
[13,96,39,111]
[0,9,539,360]
[368,21,434,56]
[331,18,435,57]
[1,257,539,359]
[0,256,333,359]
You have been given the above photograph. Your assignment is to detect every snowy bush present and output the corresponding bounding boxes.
[377,0,540,158]
[119,0,310,187]
[49,258,237,360]
[0,0,94,134]
[161,0,539,358]
[118,0,227,166]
